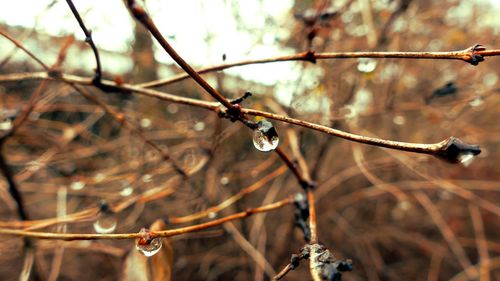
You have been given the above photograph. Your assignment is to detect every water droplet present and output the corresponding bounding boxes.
[140,118,152,128]
[136,228,162,257]
[0,119,12,131]
[120,180,134,197]
[63,128,76,140]
[194,121,205,131]
[142,174,153,183]
[392,115,406,125]
[93,212,117,234]
[70,181,85,190]
[458,153,475,167]
[252,120,279,152]
[94,173,105,183]
[435,137,481,164]
[208,212,217,219]
[167,104,178,114]
[220,176,229,185]
[469,96,483,107]
[357,58,377,73]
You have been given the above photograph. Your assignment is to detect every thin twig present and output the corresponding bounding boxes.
[65,0,102,84]
[0,71,482,160]
[0,197,292,240]
[138,46,500,88]
[126,0,236,110]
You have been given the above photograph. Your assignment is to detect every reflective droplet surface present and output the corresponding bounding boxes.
[93,212,117,234]
[194,121,205,131]
[140,118,152,128]
[70,181,85,190]
[142,174,153,183]
[469,96,483,107]
[220,176,229,185]
[458,153,475,167]
[136,228,162,257]
[120,180,134,197]
[357,58,377,73]
[435,137,481,164]
[252,120,279,152]
[0,119,12,131]
[208,212,217,219]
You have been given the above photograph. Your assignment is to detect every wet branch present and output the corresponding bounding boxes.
[0,197,292,240]
[0,71,482,162]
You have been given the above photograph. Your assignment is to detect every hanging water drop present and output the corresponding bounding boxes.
[120,180,134,197]
[0,118,12,131]
[469,96,483,107]
[93,201,117,234]
[136,228,162,257]
[435,137,481,164]
[458,153,475,167]
[70,180,85,190]
[357,58,377,73]
[252,120,279,152]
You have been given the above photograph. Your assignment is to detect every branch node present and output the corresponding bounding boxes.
[435,136,481,163]
[464,44,486,66]
[304,50,317,64]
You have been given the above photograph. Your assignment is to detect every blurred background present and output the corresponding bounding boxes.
[0,0,499,280]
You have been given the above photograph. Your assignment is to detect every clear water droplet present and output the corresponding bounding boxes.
[392,115,406,125]
[167,104,178,114]
[220,176,229,185]
[142,174,153,183]
[70,181,85,190]
[458,153,475,167]
[120,180,134,197]
[94,173,105,183]
[136,228,162,257]
[252,120,279,152]
[194,121,205,131]
[435,137,481,164]
[469,96,483,107]
[0,118,12,131]
[93,212,117,234]
[357,58,377,73]
[63,128,76,140]
[140,118,152,128]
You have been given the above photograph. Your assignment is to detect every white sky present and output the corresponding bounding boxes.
[0,0,300,84]
[0,0,498,111]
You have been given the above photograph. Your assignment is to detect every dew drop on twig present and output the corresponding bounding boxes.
[120,180,134,197]
[93,201,117,234]
[435,137,481,164]
[458,153,475,167]
[357,58,377,73]
[469,96,483,107]
[70,180,85,190]
[136,228,162,257]
[0,118,12,131]
[252,120,279,152]
[93,213,117,234]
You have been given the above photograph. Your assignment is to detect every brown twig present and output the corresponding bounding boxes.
[126,0,236,110]
[138,46,500,88]
[0,71,483,161]
[65,0,102,85]
[0,197,292,240]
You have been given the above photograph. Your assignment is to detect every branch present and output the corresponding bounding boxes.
[126,0,236,111]
[0,197,292,240]
[138,45,500,88]
[0,71,482,162]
